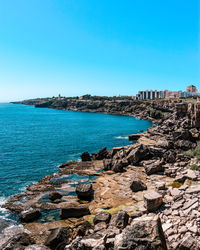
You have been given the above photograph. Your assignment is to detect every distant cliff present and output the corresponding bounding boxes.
[12,95,177,121]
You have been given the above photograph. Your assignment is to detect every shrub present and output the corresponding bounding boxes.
[189,164,200,171]
[183,140,200,161]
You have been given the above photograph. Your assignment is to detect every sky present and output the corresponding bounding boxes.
[0,0,199,102]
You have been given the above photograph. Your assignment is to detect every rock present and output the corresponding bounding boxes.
[114,215,167,250]
[19,209,41,223]
[80,152,91,161]
[127,144,149,165]
[144,192,163,212]
[65,236,107,250]
[93,147,108,160]
[185,169,197,181]
[144,159,163,175]
[75,183,93,200]
[103,159,112,171]
[49,191,62,201]
[93,212,111,225]
[1,232,34,250]
[163,150,176,163]
[179,235,199,250]
[130,179,147,192]
[60,206,90,219]
[157,139,173,149]
[128,134,142,141]
[45,227,68,249]
[94,222,107,232]
[112,159,128,172]
[25,245,50,250]
[113,211,129,229]
[175,140,196,150]
[130,211,143,219]
[156,182,165,190]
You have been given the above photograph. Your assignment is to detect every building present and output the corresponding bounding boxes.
[180,92,200,98]
[186,85,198,93]
[165,91,182,99]
[135,90,168,100]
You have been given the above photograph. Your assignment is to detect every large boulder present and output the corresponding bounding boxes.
[144,192,163,212]
[93,211,111,225]
[93,147,108,160]
[130,179,147,192]
[114,216,167,250]
[127,144,149,165]
[49,191,62,201]
[1,232,34,250]
[75,183,93,200]
[112,159,128,173]
[143,159,163,175]
[103,159,112,171]
[81,152,91,161]
[19,209,41,223]
[113,211,129,229]
[45,227,68,249]
[163,150,176,163]
[60,206,90,219]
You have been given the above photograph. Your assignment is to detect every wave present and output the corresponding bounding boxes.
[114,136,128,139]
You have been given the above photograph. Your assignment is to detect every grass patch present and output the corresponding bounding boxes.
[102,201,135,215]
[171,182,183,188]
[189,164,200,171]
[87,215,94,225]
[183,140,200,161]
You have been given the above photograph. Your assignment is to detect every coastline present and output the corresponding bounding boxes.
[1,98,200,249]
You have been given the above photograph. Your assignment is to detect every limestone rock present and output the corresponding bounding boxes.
[80,152,91,161]
[19,209,41,223]
[127,144,149,165]
[45,227,68,249]
[113,211,129,229]
[130,179,147,192]
[60,206,90,219]
[75,183,93,200]
[114,215,167,250]
[49,191,62,201]
[144,192,163,212]
[25,245,50,250]
[93,212,111,225]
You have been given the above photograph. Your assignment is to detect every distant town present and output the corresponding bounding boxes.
[134,85,200,100]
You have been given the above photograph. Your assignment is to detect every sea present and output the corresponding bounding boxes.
[0,103,151,230]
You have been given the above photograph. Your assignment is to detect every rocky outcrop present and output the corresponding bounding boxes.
[45,227,69,249]
[114,216,167,250]
[6,97,200,249]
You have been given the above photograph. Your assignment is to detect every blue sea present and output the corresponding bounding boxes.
[0,103,151,227]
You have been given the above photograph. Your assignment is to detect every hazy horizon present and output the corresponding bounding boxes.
[0,0,199,102]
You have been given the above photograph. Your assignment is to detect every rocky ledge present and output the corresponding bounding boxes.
[2,98,200,249]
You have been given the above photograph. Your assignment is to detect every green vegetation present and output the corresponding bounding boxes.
[146,107,163,119]
[183,140,200,161]
[189,164,200,171]
[171,182,183,188]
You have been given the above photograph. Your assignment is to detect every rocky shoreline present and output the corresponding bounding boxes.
[1,97,200,249]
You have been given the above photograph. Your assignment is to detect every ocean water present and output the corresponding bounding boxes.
[0,103,151,226]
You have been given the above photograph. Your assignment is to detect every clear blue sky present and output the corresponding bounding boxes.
[0,0,199,101]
